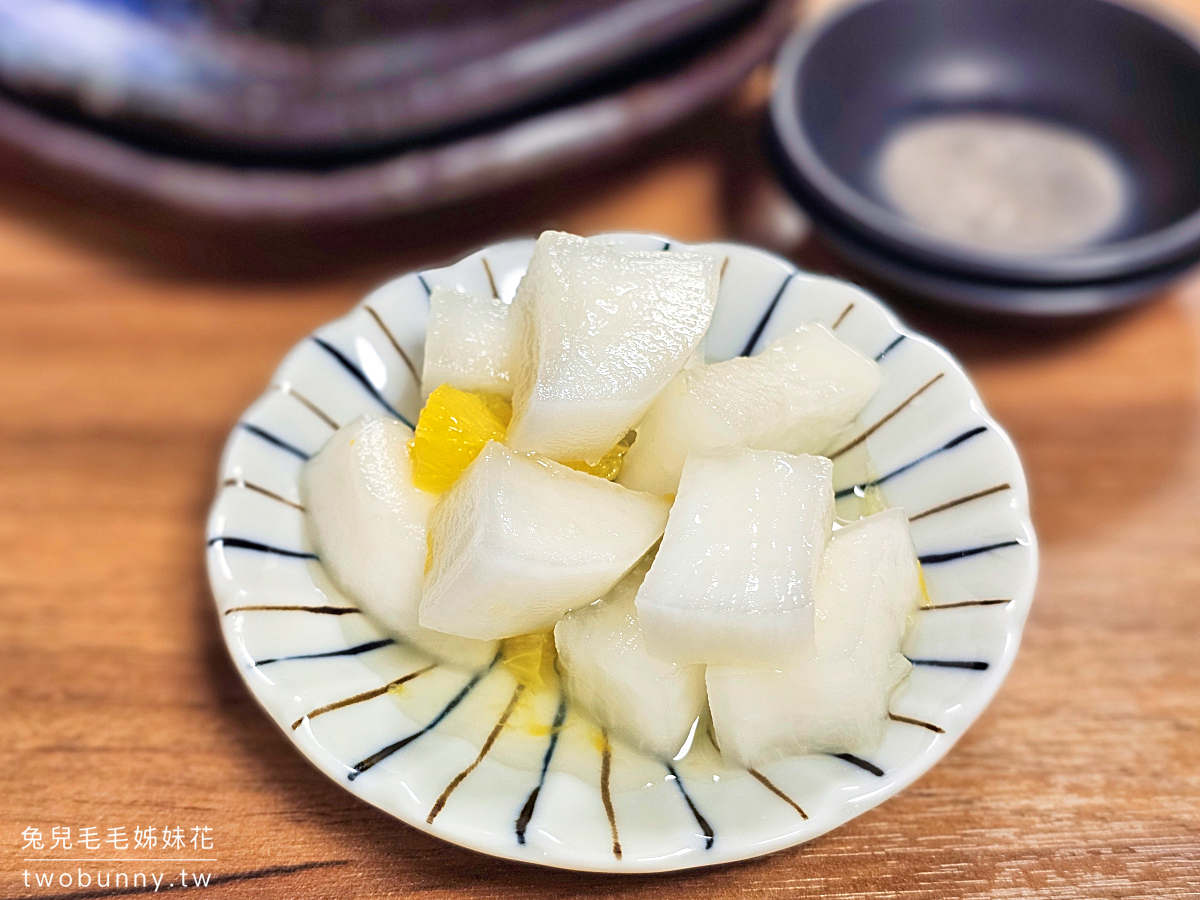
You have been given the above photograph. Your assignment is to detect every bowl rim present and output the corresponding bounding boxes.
[0,0,763,153]
[794,191,1200,317]
[206,232,1040,872]
[769,0,1200,286]
[0,0,793,222]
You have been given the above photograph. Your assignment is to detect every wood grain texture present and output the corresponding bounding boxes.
[2,40,1200,900]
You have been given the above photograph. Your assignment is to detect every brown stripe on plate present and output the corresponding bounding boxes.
[600,730,622,859]
[829,372,945,459]
[221,477,305,511]
[276,384,341,431]
[481,256,500,300]
[427,682,525,824]
[908,483,1012,522]
[889,712,945,734]
[364,304,420,383]
[831,301,854,329]
[919,597,1012,610]
[291,664,437,730]
[749,768,807,819]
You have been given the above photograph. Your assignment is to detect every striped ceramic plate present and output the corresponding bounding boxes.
[206,234,1037,872]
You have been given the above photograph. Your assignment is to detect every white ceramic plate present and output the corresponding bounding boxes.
[206,234,1037,873]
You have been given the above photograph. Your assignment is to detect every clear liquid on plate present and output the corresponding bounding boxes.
[875,113,1128,255]
[341,420,888,785]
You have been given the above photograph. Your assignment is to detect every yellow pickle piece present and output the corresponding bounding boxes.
[562,431,635,481]
[500,631,558,693]
[409,384,511,493]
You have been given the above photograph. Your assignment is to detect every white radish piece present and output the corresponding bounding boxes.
[300,415,498,669]
[635,448,834,667]
[619,323,882,495]
[422,285,518,399]
[507,231,718,463]
[706,508,922,767]
[555,556,706,758]
[421,441,670,639]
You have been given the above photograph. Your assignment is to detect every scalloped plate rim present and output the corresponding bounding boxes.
[205,232,1039,873]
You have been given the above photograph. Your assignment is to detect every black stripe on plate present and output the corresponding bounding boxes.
[239,423,310,460]
[874,334,905,362]
[225,604,359,616]
[206,537,317,560]
[919,540,1023,565]
[516,693,569,845]
[740,272,795,357]
[666,763,714,850]
[833,753,885,777]
[254,637,394,667]
[907,657,990,671]
[311,337,413,428]
[835,425,988,499]
[348,654,499,780]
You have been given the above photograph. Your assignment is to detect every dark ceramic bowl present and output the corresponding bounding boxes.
[0,0,760,157]
[770,0,1200,287]
[0,0,793,220]
[805,201,1200,318]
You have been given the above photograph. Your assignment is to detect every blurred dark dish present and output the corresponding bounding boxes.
[769,0,1200,317]
[0,0,793,220]
[808,201,1199,317]
[0,0,759,156]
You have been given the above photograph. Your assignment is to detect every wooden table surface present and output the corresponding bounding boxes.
[3,14,1200,899]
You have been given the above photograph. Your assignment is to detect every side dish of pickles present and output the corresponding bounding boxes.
[301,230,922,768]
